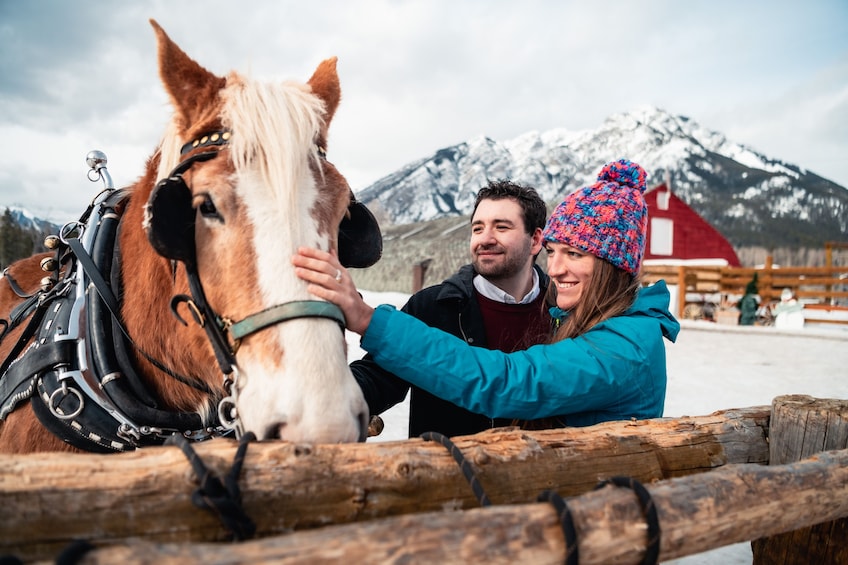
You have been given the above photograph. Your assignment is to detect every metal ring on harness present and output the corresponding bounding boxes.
[218,367,244,438]
[49,383,84,420]
[59,221,85,245]
[218,396,241,434]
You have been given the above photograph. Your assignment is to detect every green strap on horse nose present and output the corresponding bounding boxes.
[228,301,345,340]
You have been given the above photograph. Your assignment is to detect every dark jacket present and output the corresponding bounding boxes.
[351,263,550,438]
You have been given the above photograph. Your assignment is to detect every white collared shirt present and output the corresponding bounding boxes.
[473,269,541,305]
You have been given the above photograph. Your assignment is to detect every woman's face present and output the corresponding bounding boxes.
[545,242,595,310]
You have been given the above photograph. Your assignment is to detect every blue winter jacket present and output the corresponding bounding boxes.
[360,280,680,426]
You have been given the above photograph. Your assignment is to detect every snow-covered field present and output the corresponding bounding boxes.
[350,290,848,565]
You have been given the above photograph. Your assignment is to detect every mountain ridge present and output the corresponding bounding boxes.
[356,106,847,248]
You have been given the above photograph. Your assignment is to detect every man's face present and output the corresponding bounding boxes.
[470,198,542,281]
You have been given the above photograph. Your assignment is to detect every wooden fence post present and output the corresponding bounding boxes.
[412,258,432,293]
[751,395,848,564]
[761,255,775,302]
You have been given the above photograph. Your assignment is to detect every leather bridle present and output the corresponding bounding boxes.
[149,130,348,437]
[0,131,355,450]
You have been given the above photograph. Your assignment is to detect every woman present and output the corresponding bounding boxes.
[293,160,679,427]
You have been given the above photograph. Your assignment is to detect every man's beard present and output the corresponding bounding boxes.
[472,243,531,282]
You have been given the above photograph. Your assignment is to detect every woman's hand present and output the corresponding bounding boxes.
[292,247,374,335]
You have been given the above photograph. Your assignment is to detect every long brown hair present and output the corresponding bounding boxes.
[548,256,640,341]
[513,258,640,430]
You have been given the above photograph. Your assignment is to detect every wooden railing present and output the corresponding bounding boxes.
[641,257,848,325]
[2,397,846,564]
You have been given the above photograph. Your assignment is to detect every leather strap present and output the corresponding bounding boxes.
[229,301,345,340]
[67,237,121,317]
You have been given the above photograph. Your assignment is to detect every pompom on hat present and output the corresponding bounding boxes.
[542,159,648,275]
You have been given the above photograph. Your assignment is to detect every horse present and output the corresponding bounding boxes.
[0,20,382,454]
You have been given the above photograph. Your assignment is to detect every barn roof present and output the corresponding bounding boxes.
[644,183,740,267]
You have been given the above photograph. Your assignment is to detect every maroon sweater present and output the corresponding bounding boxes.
[476,292,550,353]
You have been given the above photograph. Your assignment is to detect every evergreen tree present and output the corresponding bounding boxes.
[0,208,35,268]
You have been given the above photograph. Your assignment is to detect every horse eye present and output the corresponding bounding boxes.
[198,195,221,220]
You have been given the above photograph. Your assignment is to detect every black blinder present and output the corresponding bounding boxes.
[338,199,382,268]
[147,150,381,269]
[146,151,219,266]
[146,175,197,266]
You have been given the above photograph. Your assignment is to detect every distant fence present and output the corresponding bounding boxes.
[642,256,848,326]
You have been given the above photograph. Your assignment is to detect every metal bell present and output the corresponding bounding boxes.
[44,235,61,249]
[40,257,57,272]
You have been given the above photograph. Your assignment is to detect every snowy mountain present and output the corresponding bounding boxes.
[4,206,60,234]
[0,206,60,267]
[356,107,848,247]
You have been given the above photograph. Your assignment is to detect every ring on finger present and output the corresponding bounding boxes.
[334,269,342,283]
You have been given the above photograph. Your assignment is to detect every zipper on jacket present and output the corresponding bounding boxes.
[458,311,473,344]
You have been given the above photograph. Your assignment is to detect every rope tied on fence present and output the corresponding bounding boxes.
[420,430,580,564]
[537,490,580,565]
[537,477,660,565]
[54,540,95,565]
[420,431,661,565]
[420,431,491,507]
[166,431,257,541]
[594,476,660,565]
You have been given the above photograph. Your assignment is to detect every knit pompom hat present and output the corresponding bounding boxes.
[542,159,648,275]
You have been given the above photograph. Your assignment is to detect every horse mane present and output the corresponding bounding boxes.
[0,23,371,453]
[156,71,327,233]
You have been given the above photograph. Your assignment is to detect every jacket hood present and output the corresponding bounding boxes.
[631,280,680,341]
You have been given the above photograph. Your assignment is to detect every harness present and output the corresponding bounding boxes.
[0,185,212,452]
[0,133,380,452]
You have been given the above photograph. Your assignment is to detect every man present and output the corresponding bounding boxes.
[352,179,550,437]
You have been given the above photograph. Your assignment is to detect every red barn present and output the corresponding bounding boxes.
[643,183,740,266]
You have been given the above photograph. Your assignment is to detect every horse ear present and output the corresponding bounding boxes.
[146,175,197,265]
[338,199,382,268]
[307,57,341,125]
[150,19,226,128]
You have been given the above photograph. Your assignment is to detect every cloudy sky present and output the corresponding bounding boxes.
[1,0,846,223]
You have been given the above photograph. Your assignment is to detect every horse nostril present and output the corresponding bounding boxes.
[263,423,284,441]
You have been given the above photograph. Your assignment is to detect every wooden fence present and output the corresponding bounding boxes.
[641,256,848,325]
[1,396,846,563]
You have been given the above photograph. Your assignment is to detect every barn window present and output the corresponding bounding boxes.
[651,218,674,255]
[657,190,670,210]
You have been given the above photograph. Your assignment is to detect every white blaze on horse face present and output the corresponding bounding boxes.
[232,168,368,443]
[203,75,367,443]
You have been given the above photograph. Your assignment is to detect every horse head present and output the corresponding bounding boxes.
[121,20,373,443]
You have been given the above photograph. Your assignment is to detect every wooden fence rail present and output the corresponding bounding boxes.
[60,448,848,565]
[1,397,844,564]
[1,407,770,562]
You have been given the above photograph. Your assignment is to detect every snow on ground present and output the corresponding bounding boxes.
[349,290,848,565]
